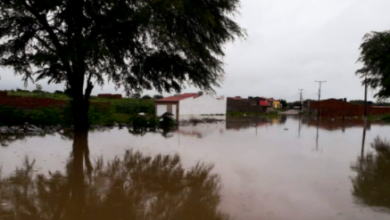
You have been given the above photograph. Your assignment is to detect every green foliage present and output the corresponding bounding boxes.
[0,104,114,126]
[142,95,152,99]
[16,89,29,93]
[131,93,141,99]
[54,90,64,94]
[0,106,63,125]
[357,31,390,100]
[0,0,244,99]
[148,116,159,129]
[0,0,243,128]
[381,115,390,123]
[113,100,155,115]
[153,94,164,99]
[131,116,148,128]
[279,99,287,108]
[158,113,176,128]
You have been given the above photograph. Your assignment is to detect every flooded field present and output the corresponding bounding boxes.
[1,116,390,220]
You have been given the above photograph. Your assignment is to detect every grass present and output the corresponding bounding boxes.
[368,114,390,123]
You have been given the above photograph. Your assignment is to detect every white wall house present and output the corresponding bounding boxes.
[155,92,226,121]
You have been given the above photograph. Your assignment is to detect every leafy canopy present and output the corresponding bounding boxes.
[0,0,244,95]
[356,31,390,100]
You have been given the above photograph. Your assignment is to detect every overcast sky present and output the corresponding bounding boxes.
[1,0,390,101]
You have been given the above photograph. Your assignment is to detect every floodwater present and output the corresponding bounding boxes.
[1,116,390,220]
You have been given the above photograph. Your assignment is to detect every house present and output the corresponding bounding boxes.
[155,92,226,121]
[269,99,282,109]
[227,96,271,113]
[258,97,273,107]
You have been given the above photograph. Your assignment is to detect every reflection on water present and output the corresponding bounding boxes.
[0,131,228,220]
[1,116,390,220]
[351,136,390,210]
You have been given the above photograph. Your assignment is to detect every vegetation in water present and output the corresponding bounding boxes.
[351,136,390,210]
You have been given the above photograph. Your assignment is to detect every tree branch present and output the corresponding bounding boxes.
[21,0,74,81]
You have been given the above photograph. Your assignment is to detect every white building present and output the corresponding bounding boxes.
[155,92,226,121]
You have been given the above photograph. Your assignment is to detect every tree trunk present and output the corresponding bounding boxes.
[69,130,92,219]
[72,81,94,133]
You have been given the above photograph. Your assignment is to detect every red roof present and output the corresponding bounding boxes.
[156,93,199,102]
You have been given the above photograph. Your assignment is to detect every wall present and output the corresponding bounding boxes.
[227,98,266,113]
[97,94,122,99]
[0,92,110,109]
[310,99,390,117]
[179,94,226,116]
[0,96,66,108]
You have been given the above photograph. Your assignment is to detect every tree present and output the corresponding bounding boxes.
[141,94,151,99]
[131,93,141,99]
[153,94,164,99]
[0,0,244,132]
[279,99,287,108]
[356,31,390,100]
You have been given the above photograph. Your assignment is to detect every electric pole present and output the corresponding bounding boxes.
[315,81,326,117]
[299,89,304,113]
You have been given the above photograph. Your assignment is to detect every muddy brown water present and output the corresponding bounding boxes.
[0,116,390,220]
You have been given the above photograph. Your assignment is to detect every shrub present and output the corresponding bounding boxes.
[148,116,158,128]
[131,115,148,128]
[113,101,154,115]
[54,90,64,94]
[16,89,29,93]
[381,115,390,123]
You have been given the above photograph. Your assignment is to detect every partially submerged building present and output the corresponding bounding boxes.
[155,92,226,121]
[227,96,273,113]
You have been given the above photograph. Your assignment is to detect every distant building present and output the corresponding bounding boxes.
[310,98,390,117]
[227,96,272,113]
[97,94,122,99]
[269,99,282,109]
[155,92,226,121]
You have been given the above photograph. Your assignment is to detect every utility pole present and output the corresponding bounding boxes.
[299,89,304,114]
[315,81,326,118]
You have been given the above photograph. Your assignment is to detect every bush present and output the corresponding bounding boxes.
[0,106,64,126]
[113,101,154,115]
[159,113,176,128]
[381,115,390,123]
[54,90,64,94]
[142,95,152,99]
[148,116,158,128]
[16,88,29,93]
[130,115,148,128]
